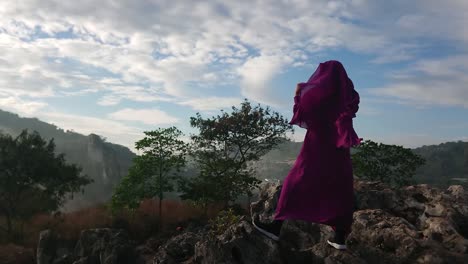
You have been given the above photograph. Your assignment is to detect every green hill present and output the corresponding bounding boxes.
[254,139,468,188]
[0,109,136,211]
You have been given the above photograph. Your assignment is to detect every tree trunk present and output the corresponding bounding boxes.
[6,214,12,236]
[159,195,162,229]
[203,202,208,219]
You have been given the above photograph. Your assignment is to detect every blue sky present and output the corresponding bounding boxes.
[0,0,467,151]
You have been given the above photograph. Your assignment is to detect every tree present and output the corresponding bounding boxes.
[352,140,426,187]
[0,130,92,240]
[179,99,293,208]
[111,127,188,226]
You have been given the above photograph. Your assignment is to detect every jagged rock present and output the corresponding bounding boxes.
[191,180,468,264]
[153,232,200,264]
[250,182,282,222]
[73,228,142,264]
[37,229,74,264]
[194,219,283,264]
[37,230,56,264]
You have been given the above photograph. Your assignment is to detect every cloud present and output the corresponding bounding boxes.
[237,55,293,106]
[370,56,468,108]
[1,0,468,150]
[177,97,243,112]
[0,96,48,116]
[39,111,143,151]
[357,104,381,116]
[97,86,175,106]
[5,0,464,107]
[108,108,180,125]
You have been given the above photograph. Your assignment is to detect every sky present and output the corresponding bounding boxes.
[1,0,467,152]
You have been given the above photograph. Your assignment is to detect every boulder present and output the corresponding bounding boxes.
[153,232,201,264]
[73,228,142,264]
[36,229,74,264]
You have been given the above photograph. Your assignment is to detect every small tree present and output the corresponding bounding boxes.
[352,140,426,187]
[180,99,293,207]
[0,130,92,241]
[111,127,188,226]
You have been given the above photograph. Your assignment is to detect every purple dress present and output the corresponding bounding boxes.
[274,61,361,233]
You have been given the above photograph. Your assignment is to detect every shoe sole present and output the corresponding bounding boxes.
[252,220,280,241]
[327,240,347,250]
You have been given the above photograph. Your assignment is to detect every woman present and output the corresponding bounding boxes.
[253,60,361,250]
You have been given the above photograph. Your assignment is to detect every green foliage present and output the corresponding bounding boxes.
[111,127,188,220]
[0,109,136,211]
[352,140,426,187]
[0,130,92,239]
[208,209,242,238]
[179,99,293,207]
[412,141,468,187]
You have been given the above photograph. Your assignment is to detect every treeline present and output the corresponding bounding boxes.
[0,99,428,242]
[413,141,468,187]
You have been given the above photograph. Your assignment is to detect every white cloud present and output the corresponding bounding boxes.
[178,97,243,111]
[370,56,468,108]
[5,0,464,108]
[39,111,143,151]
[238,55,292,105]
[1,0,467,149]
[97,86,175,106]
[0,96,48,116]
[108,108,180,125]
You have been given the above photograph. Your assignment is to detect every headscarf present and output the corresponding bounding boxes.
[290,60,362,148]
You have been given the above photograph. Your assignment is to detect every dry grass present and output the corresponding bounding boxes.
[0,244,34,264]
[4,198,224,250]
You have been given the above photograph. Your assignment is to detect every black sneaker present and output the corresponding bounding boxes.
[252,219,282,241]
[327,229,347,250]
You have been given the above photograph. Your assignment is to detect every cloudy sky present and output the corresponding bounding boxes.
[1,0,467,151]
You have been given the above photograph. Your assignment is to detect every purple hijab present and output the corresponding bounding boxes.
[290,60,362,148]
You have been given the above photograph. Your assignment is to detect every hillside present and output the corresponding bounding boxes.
[254,140,468,188]
[413,141,468,187]
[0,109,136,211]
[2,108,466,210]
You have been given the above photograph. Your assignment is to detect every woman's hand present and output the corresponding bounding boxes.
[295,83,302,96]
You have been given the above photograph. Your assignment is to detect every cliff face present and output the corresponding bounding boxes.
[37,180,468,264]
[60,134,135,211]
[0,110,136,211]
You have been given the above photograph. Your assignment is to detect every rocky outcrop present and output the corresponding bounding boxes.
[36,228,143,264]
[37,181,468,264]
[36,230,74,264]
[192,181,468,264]
[73,228,141,264]
[153,232,201,264]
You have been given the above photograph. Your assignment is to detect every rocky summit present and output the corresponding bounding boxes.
[37,180,468,264]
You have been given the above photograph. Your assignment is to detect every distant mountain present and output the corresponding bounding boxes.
[413,141,468,188]
[0,109,136,211]
[253,139,468,188]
